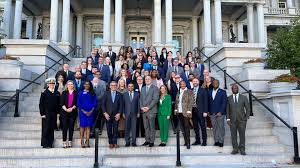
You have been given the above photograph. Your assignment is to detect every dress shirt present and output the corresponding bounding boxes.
[233,93,239,103]
[178,88,187,113]
[212,88,219,100]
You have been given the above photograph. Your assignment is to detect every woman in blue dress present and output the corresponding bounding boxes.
[77,80,97,148]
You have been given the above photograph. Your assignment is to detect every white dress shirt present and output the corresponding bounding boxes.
[233,93,239,103]
[212,88,219,100]
[178,88,187,113]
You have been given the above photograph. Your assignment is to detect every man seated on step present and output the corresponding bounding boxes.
[227,84,250,155]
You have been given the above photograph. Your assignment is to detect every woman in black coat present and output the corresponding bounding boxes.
[60,80,78,148]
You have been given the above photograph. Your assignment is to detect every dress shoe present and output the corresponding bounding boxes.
[184,143,187,146]
[192,141,201,146]
[214,142,220,146]
[240,151,246,155]
[114,144,119,148]
[125,143,130,147]
[159,143,164,146]
[142,141,150,146]
[187,144,191,149]
[218,143,224,147]
[132,143,137,147]
[231,150,239,155]
[149,143,154,147]
[109,144,114,149]
[201,142,207,146]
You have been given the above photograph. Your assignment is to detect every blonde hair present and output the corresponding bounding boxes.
[65,80,76,91]
[118,79,127,89]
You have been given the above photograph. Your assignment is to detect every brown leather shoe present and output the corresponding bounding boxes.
[109,144,114,149]
[114,144,119,148]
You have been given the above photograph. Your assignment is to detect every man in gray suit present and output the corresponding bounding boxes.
[227,84,250,155]
[140,76,159,147]
[123,83,140,147]
[166,58,184,80]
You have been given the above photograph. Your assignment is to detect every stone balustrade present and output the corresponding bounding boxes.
[267,8,288,15]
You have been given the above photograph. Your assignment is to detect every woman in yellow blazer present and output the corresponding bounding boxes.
[158,85,172,146]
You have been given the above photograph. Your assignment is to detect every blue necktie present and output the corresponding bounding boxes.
[112,92,116,103]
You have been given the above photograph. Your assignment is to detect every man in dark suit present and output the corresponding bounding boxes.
[97,57,111,83]
[196,58,205,82]
[169,74,181,133]
[163,52,173,77]
[180,64,192,89]
[191,78,208,146]
[55,63,75,82]
[87,51,99,65]
[74,71,84,91]
[86,67,99,81]
[134,76,145,138]
[227,84,250,155]
[140,76,159,147]
[123,83,140,147]
[151,59,165,80]
[102,81,123,149]
[80,61,92,81]
[106,46,117,69]
[209,79,228,147]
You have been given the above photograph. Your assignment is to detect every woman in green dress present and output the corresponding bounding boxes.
[158,85,172,146]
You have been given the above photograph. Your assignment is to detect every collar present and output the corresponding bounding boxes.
[213,88,219,92]
[48,88,54,93]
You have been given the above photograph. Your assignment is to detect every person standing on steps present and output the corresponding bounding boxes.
[158,85,172,147]
[175,80,193,149]
[77,80,97,148]
[39,78,61,149]
[227,84,250,155]
[208,79,228,147]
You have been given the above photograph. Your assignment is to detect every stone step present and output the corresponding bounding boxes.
[0,136,279,148]
[0,128,273,139]
[0,144,287,158]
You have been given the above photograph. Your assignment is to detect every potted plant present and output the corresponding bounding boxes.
[243,58,265,70]
[269,74,299,92]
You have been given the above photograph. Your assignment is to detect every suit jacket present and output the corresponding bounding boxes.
[102,91,123,116]
[107,51,117,68]
[190,67,200,78]
[163,60,173,76]
[208,88,228,115]
[152,66,165,80]
[97,64,111,83]
[93,80,107,109]
[180,71,192,89]
[175,89,193,118]
[39,89,61,117]
[87,55,99,65]
[227,94,250,122]
[195,87,208,113]
[166,66,184,80]
[158,94,172,116]
[134,83,145,93]
[80,69,92,81]
[196,63,205,81]
[60,90,77,112]
[123,91,140,117]
[74,79,84,91]
[169,79,179,102]
[55,70,75,82]
[139,84,159,114]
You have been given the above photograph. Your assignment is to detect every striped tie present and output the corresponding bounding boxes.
[193,88,197,107]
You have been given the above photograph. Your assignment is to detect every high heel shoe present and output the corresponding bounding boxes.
[68,141,72,148]
[85,140,90,148]
[63,141,67,148]
[81,140,85,148]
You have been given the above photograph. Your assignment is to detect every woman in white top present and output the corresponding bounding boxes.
[86,57,93,71]
[105,57,113,78]
[114,55,126,79]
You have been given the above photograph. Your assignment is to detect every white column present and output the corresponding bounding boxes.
[256,3,265,43]
[203,0,212,45]
[214,0,223,44]
[154,0,162,44]
[247,3,254,43]
[26,16,33,39]
[13,0,23,39]
[103,0,111,44]
[3,0,12,38]
[76,15,83,48]
[61,0,70,43]
[110,14,115,43]
[264,25,268,44]
[165,0,173,45]
[192,16,198,49]
[237,22,244,42]
[50,0,59,41]
[114,0,122,44]
[121,16,125,44]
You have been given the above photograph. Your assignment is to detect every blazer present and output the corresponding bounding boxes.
[208,88,228,115]
[39,89,61,117]
[196,63,205,81]
[60,90,77,112]
[227,94,250,122]
[106,51,117,68]
[195,87,209,113]
[139,84,159,114]
[169,79,179,102]
[158,94,172,116]
[123,91,140,117]
[80,69,92,81]
[175,89,193,118]
[97,64,111,83]
[180,72,192,89]
[152,66,165,80]
[190,67,200,78]
[87,55,99,65]
[163,59,173,76]
[102,91,123,116]
[74,79,84,91]
[166,66,184,80]
[55,70,75,82]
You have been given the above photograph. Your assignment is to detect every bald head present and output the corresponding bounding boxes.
[232,84,239,94]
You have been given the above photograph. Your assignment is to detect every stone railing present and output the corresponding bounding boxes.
[297,8,300,15]
[267,8,288,15]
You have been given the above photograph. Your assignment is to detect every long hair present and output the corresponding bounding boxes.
[83,80,95,96]
[159,85,168,97]
[64,80,76,91]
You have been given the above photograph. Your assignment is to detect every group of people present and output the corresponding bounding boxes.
[39,45,251,155]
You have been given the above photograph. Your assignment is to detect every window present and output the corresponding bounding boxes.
[278,1,286,8]
[172,35,183,56]
[92,33,103,50]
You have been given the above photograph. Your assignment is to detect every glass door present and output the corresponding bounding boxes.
[130,35,147,52]
[92,33,103,50]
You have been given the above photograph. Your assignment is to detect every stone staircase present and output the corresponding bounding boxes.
[0,58,296,168]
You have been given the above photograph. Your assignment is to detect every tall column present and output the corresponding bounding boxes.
[61,0,70,43]
[114,0,122,44]
[26,16,33,39]
[76,15,83,48]
[203,0,212,45]
[154,0,162,44]
[237,22,244,42]
[256,3,265,43]
[247,3,254,43]
[103,0,111,44]
[3,0,12,38]
[50,0,59,41]
[192,16,198,49]
[13,0,23,39]
[165,0,173,45]
[214,0,223,44]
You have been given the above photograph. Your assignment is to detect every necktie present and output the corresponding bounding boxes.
[175,67,178,73]
[234,94,237,103]
[193,88,197,107]
[146,86,149,93]
[66,70,68,76]
[112,92,116,103]
[130,92,133,101]
[77,80,80,87]
[186,72,189,78]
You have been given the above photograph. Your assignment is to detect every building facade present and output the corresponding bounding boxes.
[0,0,299,56]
